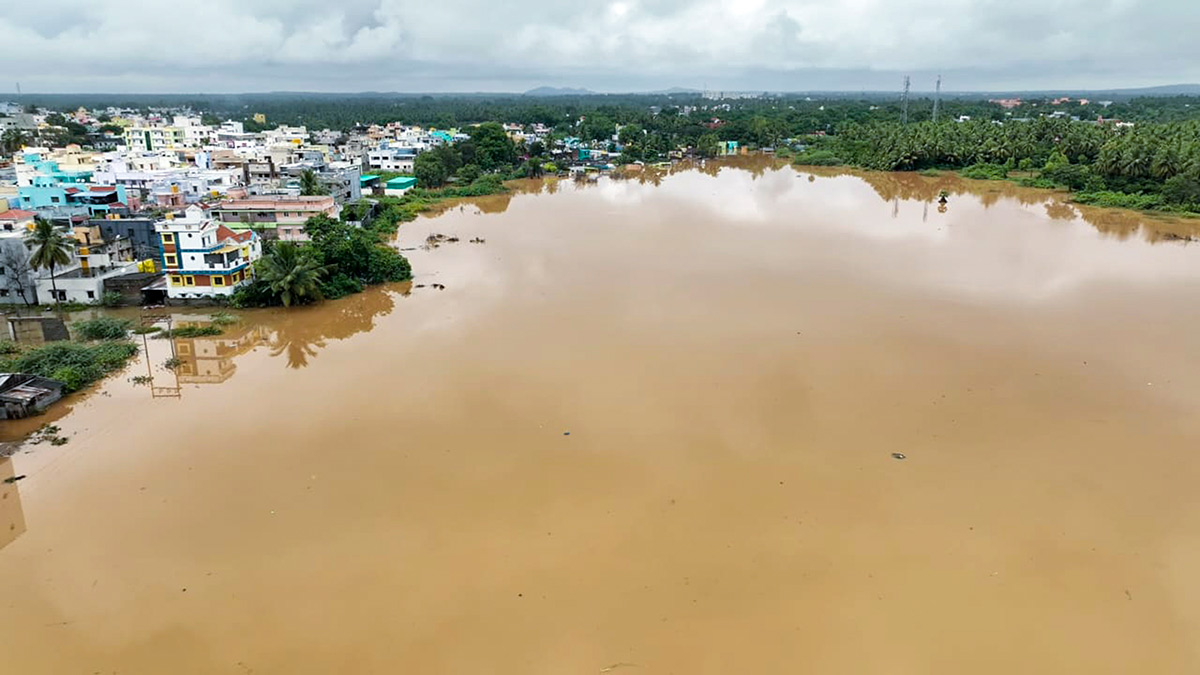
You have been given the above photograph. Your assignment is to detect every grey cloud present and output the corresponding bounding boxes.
[1,0,1197,93]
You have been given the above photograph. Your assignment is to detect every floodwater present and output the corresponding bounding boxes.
[3,157,1200,673]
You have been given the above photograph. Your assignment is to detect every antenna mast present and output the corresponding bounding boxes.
[901,76,911,124]
[932,75,942,122]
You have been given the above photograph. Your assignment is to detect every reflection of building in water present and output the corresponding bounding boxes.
[0,458,26,551]
[171,318,268,385]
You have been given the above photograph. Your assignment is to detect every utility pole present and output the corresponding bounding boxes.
[932,75,942,122]
[901,76,911,124]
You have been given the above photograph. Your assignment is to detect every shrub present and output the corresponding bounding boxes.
[155,325,223,339]
[100,291,124,308]
[0,341,138,393]
[792,150,845,166]
[73,317,133,341]
[960,163,1009,180]
[1072,191,1164,211]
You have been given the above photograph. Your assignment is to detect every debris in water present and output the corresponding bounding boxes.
[2,475,26,484]
[431,283,446,290]
[470,237,486,244]
[29,424,69,446]
[891,453,906,460]
[415,284,426,288]
[563,431,571,436]
[600,664,639,673]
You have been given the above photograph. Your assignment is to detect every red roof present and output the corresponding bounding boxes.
[64,187,81,194]
[216,224,254,243]
[110,201,128,209]
[0,209,36,221]
[89,186,117,192]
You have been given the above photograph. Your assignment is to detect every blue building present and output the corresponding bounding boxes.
[17,153,128,219]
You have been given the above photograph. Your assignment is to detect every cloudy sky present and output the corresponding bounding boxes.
[3,0,1198,93]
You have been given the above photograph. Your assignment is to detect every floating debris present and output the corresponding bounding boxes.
[29,424,69,446]
[469,237,486,244]
[431,284,446,290]
[891,452,906,460]
[2,475,26,484]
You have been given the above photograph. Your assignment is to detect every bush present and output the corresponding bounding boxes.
[100,291,124,308]
[792,150,845,166]
[960,163,1009,180]
[132,325,162,335]
[0,340,19,356]
[210,311,239,326]
[0,340,139,393]
[1040,163,1103,191]
[73,317,133,341]
[1072,190,1164,211]
[155,325,223,339]
[319,273,364,300]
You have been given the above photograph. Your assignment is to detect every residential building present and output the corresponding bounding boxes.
[155,205,262,300]
[0,209,35,235]
[211,196,339,242]
[123,125,187,152]
[366,146,417,172]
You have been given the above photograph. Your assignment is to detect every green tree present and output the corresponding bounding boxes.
[696,133,720,158]
[255,242,329,307]
[467,122,517,170]
[414,151,449,187]
[299,168,327,196]
[1,128,30,153]
[26,218,72,306]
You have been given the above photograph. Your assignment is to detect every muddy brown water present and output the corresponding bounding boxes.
[3,157,1200,673]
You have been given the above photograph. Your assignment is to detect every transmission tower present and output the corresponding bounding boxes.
[932,75,942,122]
[901,76,911,124]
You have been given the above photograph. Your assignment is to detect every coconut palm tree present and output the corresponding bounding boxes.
[25,218,72,306]
[256,242,329,307]
[299,169,326,196]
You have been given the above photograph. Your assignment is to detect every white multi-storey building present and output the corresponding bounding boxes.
[155,205,261,299]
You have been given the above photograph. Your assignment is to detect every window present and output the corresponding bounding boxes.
[0,289,8,297]
[164,254,178,266]
[86,291,95,299]
[162,233,174,244]
[184,276,195,287]
[213,276,225,287]
[170,274,183,285]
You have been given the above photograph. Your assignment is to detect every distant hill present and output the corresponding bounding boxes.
[523,86,596,97]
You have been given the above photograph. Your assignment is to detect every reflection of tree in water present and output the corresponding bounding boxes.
[1044,200,1078,221]
[266,285,402,369]
[802,167,1200,244]
[1070,206,1198,243]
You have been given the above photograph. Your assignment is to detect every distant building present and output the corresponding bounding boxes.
[155,205,262,300]
[211,196,339,242]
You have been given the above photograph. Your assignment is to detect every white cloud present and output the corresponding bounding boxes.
[1,0,1197,92]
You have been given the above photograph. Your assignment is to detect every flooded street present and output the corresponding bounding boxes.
[3,158,1200,673]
